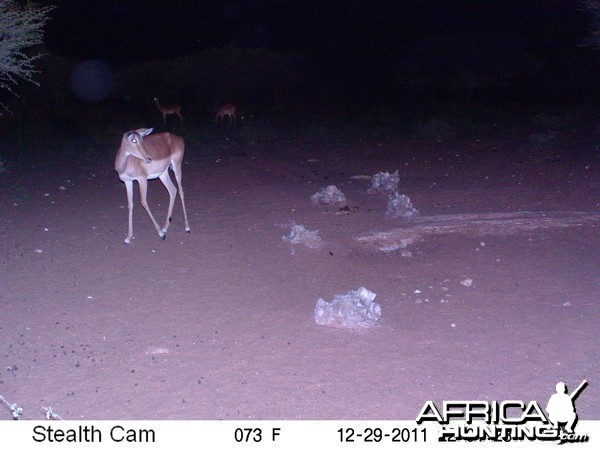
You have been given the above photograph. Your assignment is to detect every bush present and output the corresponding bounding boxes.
[0,0,54,114]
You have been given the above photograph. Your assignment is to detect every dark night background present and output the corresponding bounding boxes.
[2,0,599,134]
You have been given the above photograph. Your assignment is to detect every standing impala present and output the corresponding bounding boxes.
[114,128,190,244]
[215,104,237,127]
[153,97,183,124]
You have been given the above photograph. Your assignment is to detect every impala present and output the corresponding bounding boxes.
[114,128,190,244]
[215,104,236,127]
[153,97,183,124]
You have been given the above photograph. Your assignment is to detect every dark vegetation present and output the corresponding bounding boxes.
[1,6,599,169]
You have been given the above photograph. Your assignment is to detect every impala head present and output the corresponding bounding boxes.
[122,128,154,163]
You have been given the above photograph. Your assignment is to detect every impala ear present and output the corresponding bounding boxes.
[140,128,153,137]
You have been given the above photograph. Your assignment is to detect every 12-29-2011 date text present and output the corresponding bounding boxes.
[338,427,426,443]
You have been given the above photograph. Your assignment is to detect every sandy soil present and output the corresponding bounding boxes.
[0,128,598,420]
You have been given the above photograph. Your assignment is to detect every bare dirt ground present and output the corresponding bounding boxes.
[0,127,598,420]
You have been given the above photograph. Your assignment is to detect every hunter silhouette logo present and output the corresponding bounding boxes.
[546,380,587,435]
[416,379,590,443]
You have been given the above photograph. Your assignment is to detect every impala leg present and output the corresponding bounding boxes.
[124,180,135,244]
[137,177,165,239]
[158,171,178,236]
[172,163,191,233]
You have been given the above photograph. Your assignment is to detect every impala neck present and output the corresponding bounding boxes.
[115,145,130,174]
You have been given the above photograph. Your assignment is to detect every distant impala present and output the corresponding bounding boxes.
[215,104,237,127]
[153,97,183,124]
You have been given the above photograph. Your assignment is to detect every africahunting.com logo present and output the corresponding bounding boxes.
[416,380,589,444]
